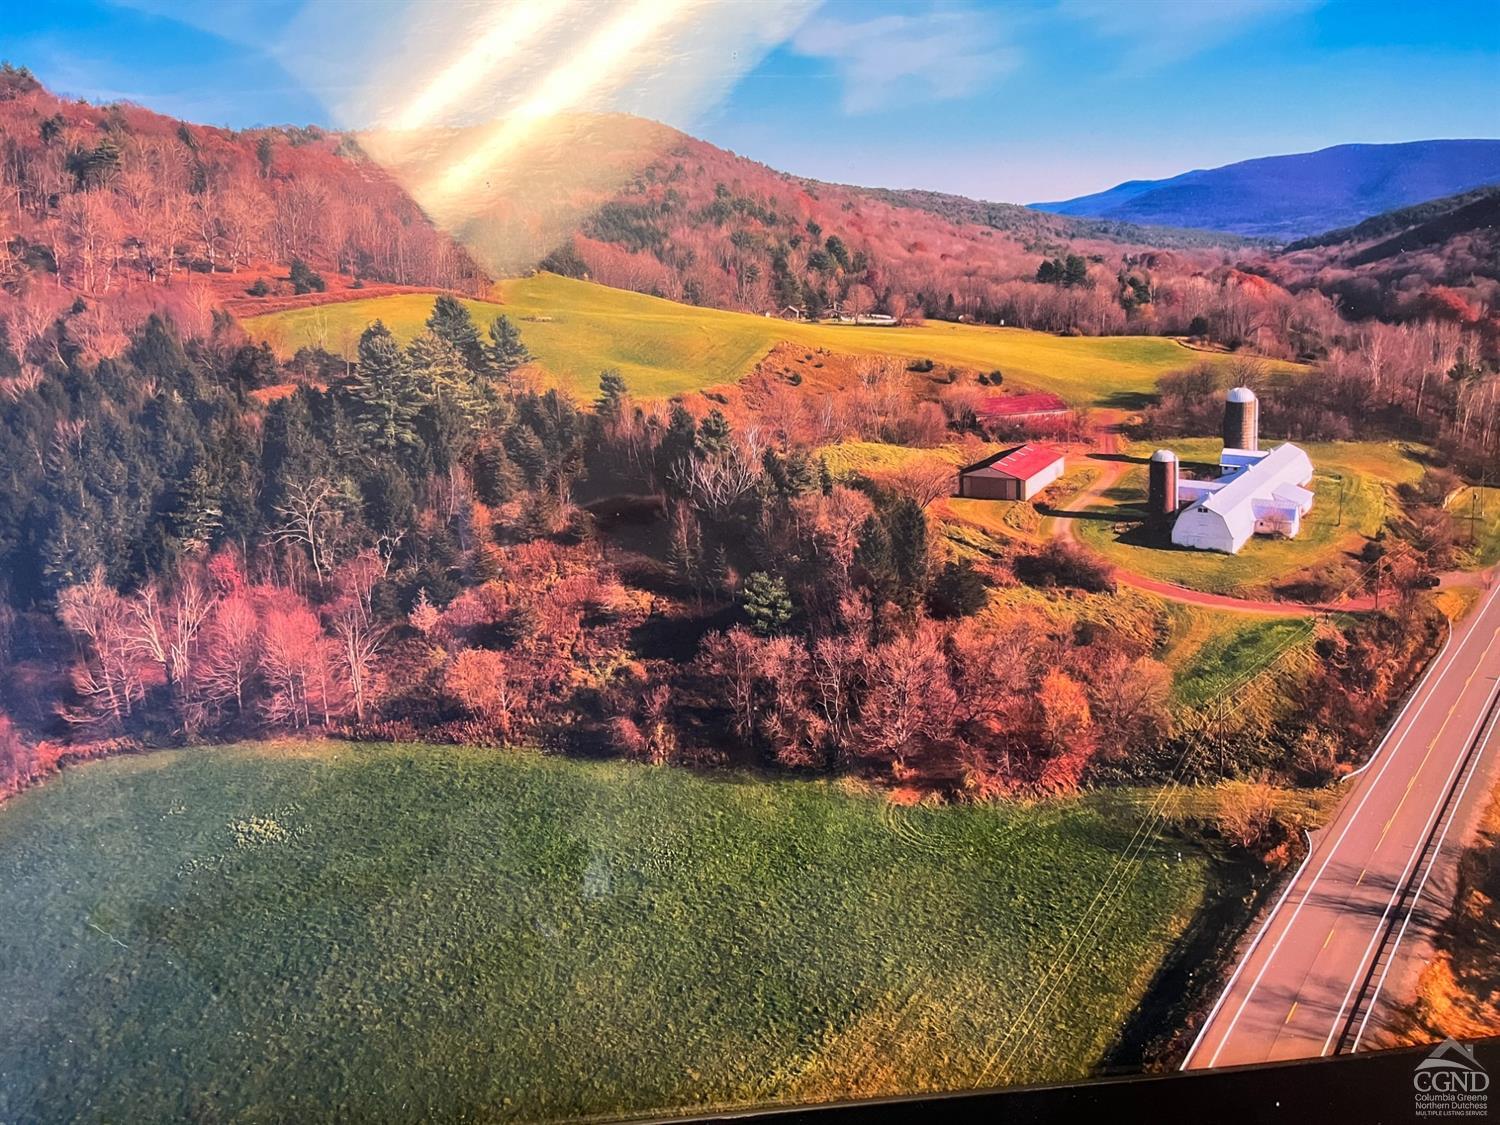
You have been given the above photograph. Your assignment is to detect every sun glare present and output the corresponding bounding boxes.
[421,0,702,214]
[389,0,574,133]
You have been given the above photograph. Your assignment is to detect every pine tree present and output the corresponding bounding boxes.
[487,315,531,380]
[696,409,731,457]
[175,460,224,553]
[886,497,930,608]
[742,571,793,636]
[596,368,628,418]
[347,321,427,454]
[427,295,486,374]
[409,330,486,432]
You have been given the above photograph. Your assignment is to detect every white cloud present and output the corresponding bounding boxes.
[1058,0,1323,71]
[792,6,1018,114]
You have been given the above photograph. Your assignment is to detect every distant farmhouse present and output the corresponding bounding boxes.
[1150,387,1316,554]
[958,444,1065,501]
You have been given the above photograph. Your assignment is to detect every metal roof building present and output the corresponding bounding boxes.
[976,392,1071,421]
[957,444,1066,501]
[1171,443,1315,554]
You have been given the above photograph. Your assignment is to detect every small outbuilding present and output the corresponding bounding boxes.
[957,444,1065,501]
[976,392,1070,423]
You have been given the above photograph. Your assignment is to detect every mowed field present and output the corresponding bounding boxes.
[0,742,1219,1122]
[1074,438,1428,597]
[239,273,1252,406]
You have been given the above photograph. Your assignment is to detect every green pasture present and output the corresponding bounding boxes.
[0,741,1222,1122]
[240,273,1279,406]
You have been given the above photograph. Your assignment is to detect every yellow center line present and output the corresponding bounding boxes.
[1323,927,1337,950]
[1285,1001,1299,1024]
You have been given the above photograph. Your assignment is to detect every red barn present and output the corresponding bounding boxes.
[976,392,1070,422]
[957,444,1066,501]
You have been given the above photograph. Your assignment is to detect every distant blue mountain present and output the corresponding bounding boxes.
[1031,140,1500,240]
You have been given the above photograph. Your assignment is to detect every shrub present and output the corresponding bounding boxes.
[246,277,270,297]
[1014,541,1116,593]
[289,258,326,295]
[928,559,988,619]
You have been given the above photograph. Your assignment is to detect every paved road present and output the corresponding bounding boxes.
[1183,576,1500,1069]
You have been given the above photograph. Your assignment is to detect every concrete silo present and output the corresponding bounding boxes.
[1148,449,1179,518]
[1223,386,1259,451]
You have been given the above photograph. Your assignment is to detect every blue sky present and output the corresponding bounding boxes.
[3,0,1497,203]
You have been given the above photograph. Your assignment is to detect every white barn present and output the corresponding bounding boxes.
[1171,443,1316,554]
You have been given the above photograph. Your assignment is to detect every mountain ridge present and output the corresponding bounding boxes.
[1032,140,1500,240]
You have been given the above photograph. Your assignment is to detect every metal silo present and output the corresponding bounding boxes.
[1223,386,1259,451]
[1148,449,1179,517]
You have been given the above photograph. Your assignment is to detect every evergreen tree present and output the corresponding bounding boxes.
[855,514,895,601]
[409,330,487,448]
[596,368,628,418]
[472,438,519,505]
[487,315,531,379]
[928,559,987,619]
[742,571,792,635]
[289,258,326,294]
[763,448,818,498]
[347,321,427,454]
[696,409,731,457]
[886,496,930,607]
[175,460,224,553]
[818,456,835,495]
[427,296,486,373]
[658,404,697,496]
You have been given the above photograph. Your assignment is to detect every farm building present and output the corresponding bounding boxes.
[957,444,1065,501]
[1169,443,1316,554]
[976,392,1070,423]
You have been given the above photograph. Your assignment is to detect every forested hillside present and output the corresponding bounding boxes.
[1267,185,1500,327]
[0,63,484,364]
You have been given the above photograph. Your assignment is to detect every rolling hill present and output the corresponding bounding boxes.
[241,272,1276,406]
[1266,184,1500,325]
[1033,141,1500,240]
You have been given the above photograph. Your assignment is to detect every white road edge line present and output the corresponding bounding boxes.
[1320,649,1500,1055]
[1179,826,1314,1070]
[1195,580,1500,1068]
[1342,613,1454,783]
[1351,688,1500,1050]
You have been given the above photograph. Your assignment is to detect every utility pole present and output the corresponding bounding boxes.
[1336,474,1345,528]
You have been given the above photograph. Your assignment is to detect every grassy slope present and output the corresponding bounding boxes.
[0,742,1217,1122]
[1076,439,1427,596]
[239,274,1258,406]
[1448,485,1500,568]
[1162,604,1309,708]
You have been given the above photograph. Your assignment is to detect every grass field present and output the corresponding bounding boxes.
[815,439,996,478]
[1449,485,1500,568]
[239,273,1268,406]
[1075,439,1428,596]
[1160,603,1310,708]
[0,742,1222,1122]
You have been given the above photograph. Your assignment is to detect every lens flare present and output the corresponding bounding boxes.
[421,0,702,214]
[390,0,572,133]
